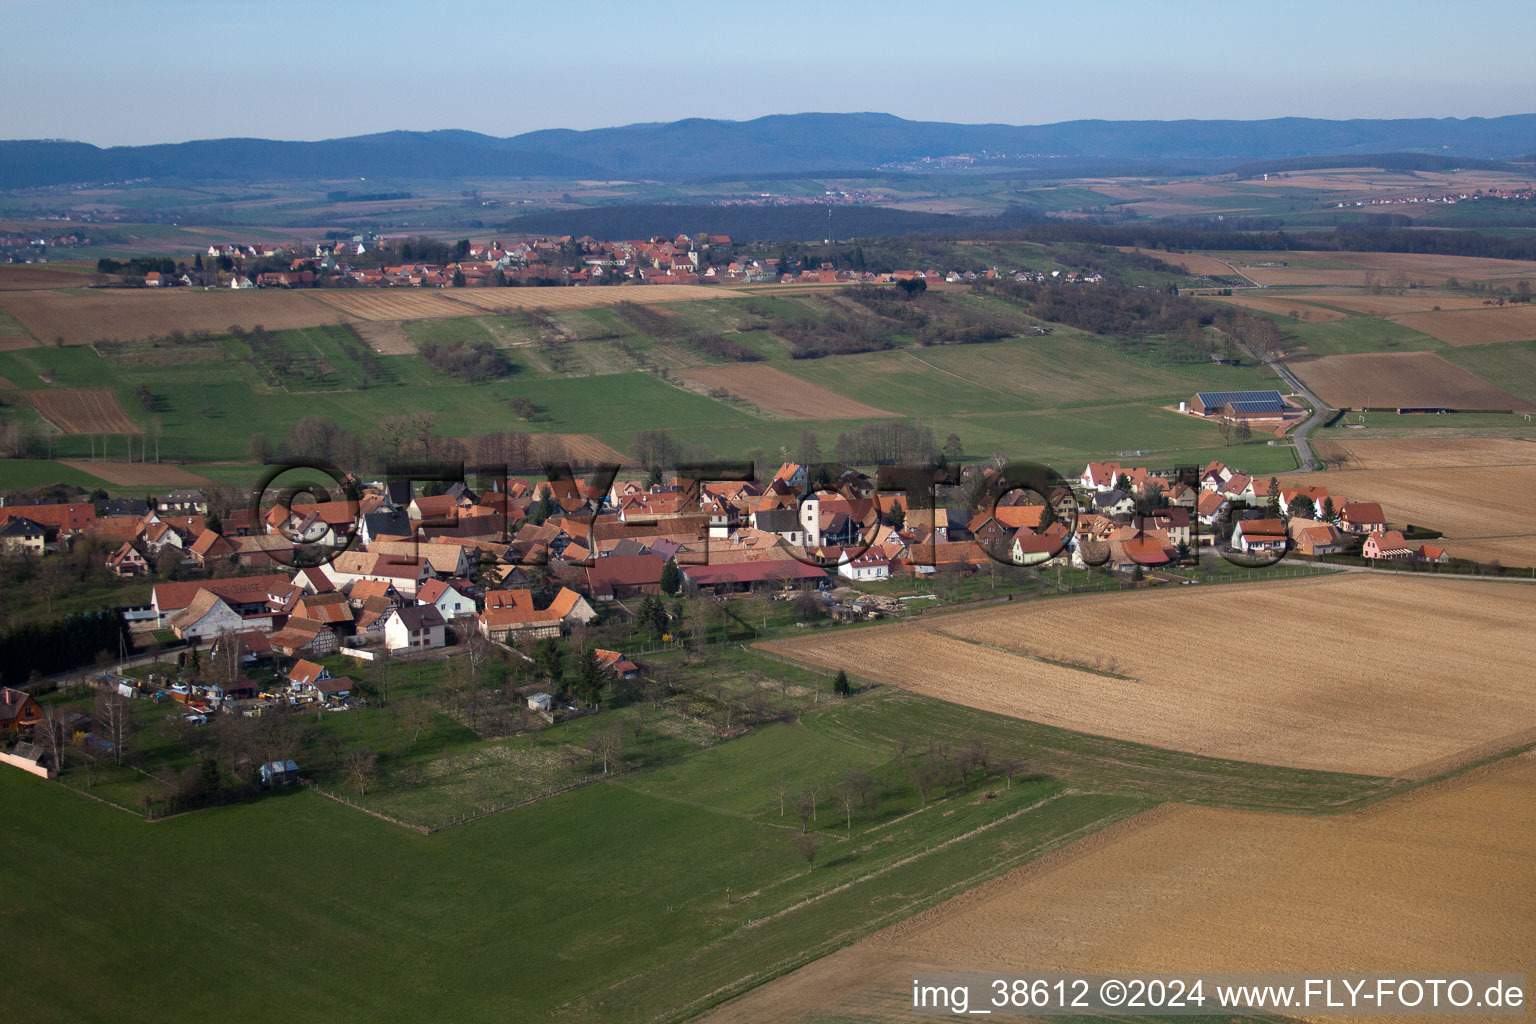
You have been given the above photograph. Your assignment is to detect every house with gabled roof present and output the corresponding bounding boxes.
[0,516,48,557]
[267,617,338,658]
[384,605,447,652]
[169,590,250,640]
[151,575,291,628]
[186,529,235,569]
[1415,543,1450,564]
[477,586,595,641]
[594,649,639,679]
[417,578,476,621]
[1340,502,1387,535]
[105,541,149,577]
[1286,518,1344,556]
[1363,530,1412,560]
[1231,518,1289,554]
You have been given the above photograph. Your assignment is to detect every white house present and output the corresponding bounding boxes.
[384,605,447,652]
[1230,518,1288,554]
[837,552,891,582]
[168,591,248,641]
[417,578,476,620]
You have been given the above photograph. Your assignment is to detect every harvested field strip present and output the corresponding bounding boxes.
[0,288,352,345]
[1117,248,1237,277]
[1391,305,1536,347]
[449,284,741,312]
[705,753,1536,1024]
[1311,436,1536,470]
[1311,293,1491,315]
[679,364,895,419]
[761,575,1536,777]
[929,627,1139,681]
[1199,292,1350,321]
[53,460,215,487]
[1332,250,1536,281]
[455,432,629,467]
[0,265,94,290]
[26,387,140,433]
[1288,351,1536,411]
[307,290,473,321]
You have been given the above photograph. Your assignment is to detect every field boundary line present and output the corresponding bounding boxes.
[643,800,1147,1024]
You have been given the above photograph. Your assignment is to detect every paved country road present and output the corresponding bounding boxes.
[1266,352,1331,472]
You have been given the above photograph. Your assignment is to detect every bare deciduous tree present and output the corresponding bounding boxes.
[401,699,433,747]
[342,747,378,797]
[796,833,821,867]
[586,724,623,774]
[93,689,135,766]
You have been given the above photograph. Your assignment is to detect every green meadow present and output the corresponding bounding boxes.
[3,679,1398,1023]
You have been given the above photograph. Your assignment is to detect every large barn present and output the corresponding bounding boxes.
[1187,390,1301,422]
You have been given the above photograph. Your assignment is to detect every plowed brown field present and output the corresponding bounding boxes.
[1312,437,1536,470]
[458,433,629,466]
[0,265,92,290]
[760,575,1536,777]
[1118,248,1237,277]
[1199,293,1349,320]
[1288,351,1535,410]
[1313,293,1490,315]
[0,288,349,344]
[1391,305,1536,346]
[27,387,140,433]
[705,754,1536,1024]
[680,364,895,419]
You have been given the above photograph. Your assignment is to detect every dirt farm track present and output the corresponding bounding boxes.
[760,574,1536,778]
[705,753,1536,1024]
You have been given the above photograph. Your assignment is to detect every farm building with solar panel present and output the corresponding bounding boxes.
[1185,390,1304,422]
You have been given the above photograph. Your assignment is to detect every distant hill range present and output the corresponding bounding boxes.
[4,112,1535,188]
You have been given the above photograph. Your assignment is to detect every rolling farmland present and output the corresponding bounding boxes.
[706,753,1536,1024]
[0,287,350,345]
[760,575,1536,777]
[1391,305,1536,347]
[1311,293,1491,315]
[1288,351,1536,410]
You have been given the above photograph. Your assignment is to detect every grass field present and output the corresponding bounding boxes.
[0,458,118,491]
[762,574,1536,777]
[1,673,1400,1024]
[707,752,1536,1024]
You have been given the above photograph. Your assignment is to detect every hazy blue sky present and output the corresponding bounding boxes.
[2,0,1530,145]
